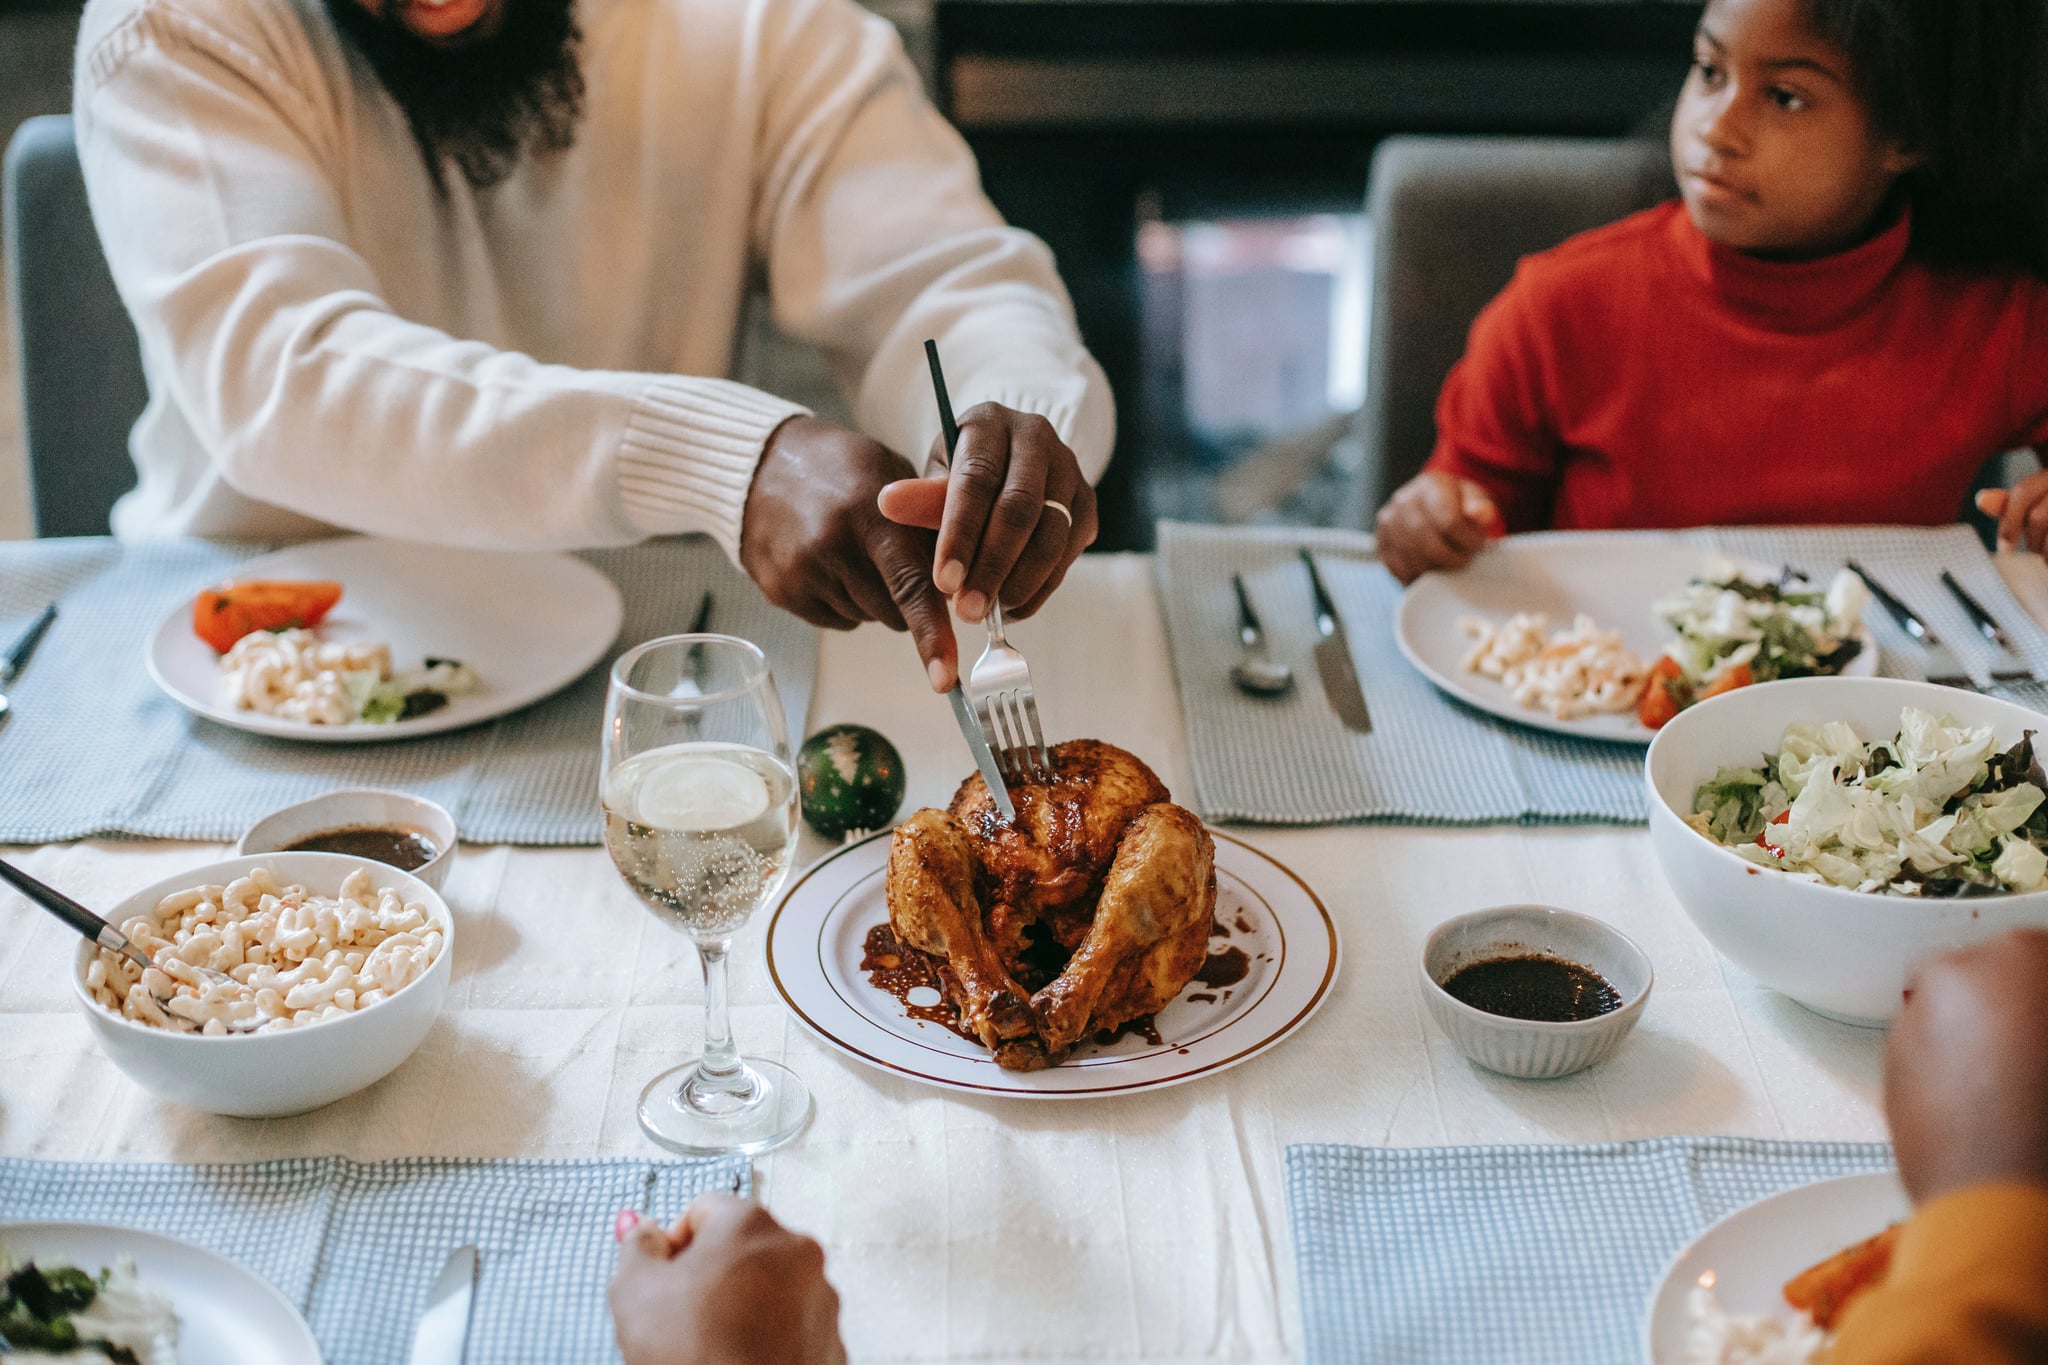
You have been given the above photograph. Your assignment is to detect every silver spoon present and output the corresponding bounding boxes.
[0,857,262,1033]
[1229,573,1295,698]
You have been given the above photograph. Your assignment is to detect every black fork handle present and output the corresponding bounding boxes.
[0,855,116,943]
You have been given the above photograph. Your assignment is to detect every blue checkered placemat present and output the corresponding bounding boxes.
[0,537,817,844]
[1286,1137,1894,1365]
[0,1154,749,1364]
[1157,521,2048,825]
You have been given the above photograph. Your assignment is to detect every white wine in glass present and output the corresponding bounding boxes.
[602,635,811,1155]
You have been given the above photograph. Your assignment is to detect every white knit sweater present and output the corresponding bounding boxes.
[72,0,1113,557]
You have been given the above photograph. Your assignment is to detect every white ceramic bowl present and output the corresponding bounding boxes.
[1646,676,2048,1026]
[1420,905,1653,1079]
[73,853,453,1117]
[237,789,456,890]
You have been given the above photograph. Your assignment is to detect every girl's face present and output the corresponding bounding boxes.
[1670,0,1919,257]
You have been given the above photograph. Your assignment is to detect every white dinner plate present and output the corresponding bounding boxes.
[0,1221,323,1365]
[1641,1170,1909,1364]
[1396,536,1879,745]
[148,537,624,743]
[765,828,1340,1097]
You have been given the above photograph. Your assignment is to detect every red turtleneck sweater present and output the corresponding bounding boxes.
[1425,202,2048,532]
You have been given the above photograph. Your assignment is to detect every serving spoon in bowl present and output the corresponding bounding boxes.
[0,857,261,1033]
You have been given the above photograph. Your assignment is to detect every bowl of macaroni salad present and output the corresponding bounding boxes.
[71,853,453,1117]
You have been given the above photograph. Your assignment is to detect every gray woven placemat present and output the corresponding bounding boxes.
[0,1153,749,1365]
[1286,1137,1894,1365]
[0,538,818,844]
[1156,520,2048,825]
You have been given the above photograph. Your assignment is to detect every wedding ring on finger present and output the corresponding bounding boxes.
[1043,499,1073,528]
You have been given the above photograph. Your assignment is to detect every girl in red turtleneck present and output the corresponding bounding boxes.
[1376,0,2048,584]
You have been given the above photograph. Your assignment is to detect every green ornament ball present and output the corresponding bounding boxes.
[798,724,907,841]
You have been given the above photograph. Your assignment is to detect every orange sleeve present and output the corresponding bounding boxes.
[1830,1183,2048,1365]
[1422,258,1566,535]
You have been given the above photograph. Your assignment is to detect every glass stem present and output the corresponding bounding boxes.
[689,939,749,1098]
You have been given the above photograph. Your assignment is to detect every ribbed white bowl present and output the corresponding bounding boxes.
[1420,906,1653,1079]
[238,789,457,890]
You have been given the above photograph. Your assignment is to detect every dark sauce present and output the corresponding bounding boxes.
[1092,1015,1163,1048]
[283,825,438,872]
[1441,955,1622,1023]
[1195,946,1251,989]
[860,923,979,1042]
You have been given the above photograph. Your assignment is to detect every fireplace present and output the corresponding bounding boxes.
[935,0,1701,548]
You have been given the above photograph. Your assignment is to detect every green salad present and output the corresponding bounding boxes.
[1687,708,2048,896]
[1653,561,1868,685]
[1,1250,177,1364]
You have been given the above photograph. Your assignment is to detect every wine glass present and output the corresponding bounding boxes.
[602,634,812,1155]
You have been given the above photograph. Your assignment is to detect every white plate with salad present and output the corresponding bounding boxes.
[1396,536,1879,744]
[1,1221,321,1364]
[148,537,623,744]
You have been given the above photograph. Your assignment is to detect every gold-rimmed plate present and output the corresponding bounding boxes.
[764,829,1339,1098]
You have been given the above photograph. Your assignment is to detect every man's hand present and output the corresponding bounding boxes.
[610,1196,846,1365]
[1374,470,1504,585]
[876,403,1098,622]
[1885,929,2048,1203]
[742,415,958,690]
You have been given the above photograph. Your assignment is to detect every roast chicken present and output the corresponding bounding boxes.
[884,739,1216,1070]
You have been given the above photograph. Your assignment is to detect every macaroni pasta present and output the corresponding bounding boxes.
[87,866,443,1036]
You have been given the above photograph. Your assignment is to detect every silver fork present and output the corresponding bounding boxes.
[970,602,1054,786]
[0,857,262,1033]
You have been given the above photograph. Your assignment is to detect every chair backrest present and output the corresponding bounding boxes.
[5,114,146,537]
[1357,135,1675,518]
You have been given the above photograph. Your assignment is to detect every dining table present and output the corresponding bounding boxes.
[9,544,2045,1364]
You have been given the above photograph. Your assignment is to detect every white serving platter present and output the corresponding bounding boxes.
[765,829,1338,1098]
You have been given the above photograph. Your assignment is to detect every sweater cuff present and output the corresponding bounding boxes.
[1830,1182,2048,1362]
[616,377,810,562]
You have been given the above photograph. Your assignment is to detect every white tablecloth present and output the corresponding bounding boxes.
[13,552,2045,1363]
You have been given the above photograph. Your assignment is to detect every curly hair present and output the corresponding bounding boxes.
[1800,0,2048,275]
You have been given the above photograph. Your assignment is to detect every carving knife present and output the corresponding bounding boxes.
[407,1245,478,1365]
[1298,549,1373,733]
[949,685,1017,820]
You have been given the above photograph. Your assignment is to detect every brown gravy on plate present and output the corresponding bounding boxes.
[283,825,439,872]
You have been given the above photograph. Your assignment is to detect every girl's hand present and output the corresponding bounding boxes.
[1375,470,1503,585]
[610,1196,846,1365]
[1977,472,2048,553]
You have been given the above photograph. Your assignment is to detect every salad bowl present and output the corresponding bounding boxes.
[1646,677,2048,1026]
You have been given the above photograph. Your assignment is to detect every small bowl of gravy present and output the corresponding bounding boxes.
[239,789,457,890]
[1420,905,1652,1080]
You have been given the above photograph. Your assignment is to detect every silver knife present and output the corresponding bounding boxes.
[1939,571,2034,680]
[1298,550,1373,733]
[948,685,1017,820]
[408,1245,478,1365]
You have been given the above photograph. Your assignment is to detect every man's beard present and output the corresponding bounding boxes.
[324,0,585,192]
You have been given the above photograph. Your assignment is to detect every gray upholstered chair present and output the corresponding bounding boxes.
[1357,135,1675,520]
[5,114,146,537]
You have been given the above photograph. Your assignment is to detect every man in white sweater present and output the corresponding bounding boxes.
[73,0,1114,689]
